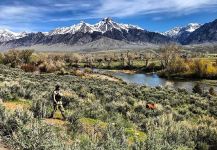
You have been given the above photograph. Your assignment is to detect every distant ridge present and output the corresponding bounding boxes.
[0,18,217,51]
[162,23,202,43]
[183,19,217,44]
[0,18,170,51]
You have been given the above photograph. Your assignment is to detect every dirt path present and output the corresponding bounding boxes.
[0,137,9,150]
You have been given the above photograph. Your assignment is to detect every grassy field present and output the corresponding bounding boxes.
[0,64,217,149]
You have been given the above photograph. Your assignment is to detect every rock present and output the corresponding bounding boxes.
[0,98,3,104]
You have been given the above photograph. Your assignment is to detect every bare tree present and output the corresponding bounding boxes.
[159,44,180,68]
[104,55,113,68]
[143,53,152,67]
[19,49,34,64]
[126,51,134,67]
[96,58,104,67]
[64,53,81,67]
[0,53,4,64]
[3,49,21,67]
[84,54,93,67]
[120,53,126,66]
[72,53,82,66]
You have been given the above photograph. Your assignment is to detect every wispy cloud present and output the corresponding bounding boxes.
[0,0,217,32]
[94,0,217,17]
[44,0,217,22]
[0,5,45,23]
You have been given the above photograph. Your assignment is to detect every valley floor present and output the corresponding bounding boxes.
[0,64,217,149]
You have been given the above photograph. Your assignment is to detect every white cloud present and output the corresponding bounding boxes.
[0,0,217,31]
[94,0,217,17]
[1,0,216,21]
[0,5,44,22]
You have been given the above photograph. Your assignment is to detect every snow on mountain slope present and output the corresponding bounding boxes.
[186,23,201,32]
[49,18,144,36]
[0,29,27,42]
[162,27,182,37]
[49,21,96,35]
[0,17,170,50]
[94,17,143,33]
[163,23,202,38]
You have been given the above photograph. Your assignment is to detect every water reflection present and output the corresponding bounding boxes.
[111,72,217,92]
[92,68,216,92]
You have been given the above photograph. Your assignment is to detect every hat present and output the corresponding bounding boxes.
[55,82,61,89]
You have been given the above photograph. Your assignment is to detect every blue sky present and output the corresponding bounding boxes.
[0,0,217,32]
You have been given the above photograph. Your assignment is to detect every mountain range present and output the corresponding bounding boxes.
[0,18,217,51]
[0,29,27,42]
[162,23,202,43]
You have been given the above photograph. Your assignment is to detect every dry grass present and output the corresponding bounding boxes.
[109,69,137,74]
[84,73,120,82]
[2,100,31,111]
[43,118,67,127]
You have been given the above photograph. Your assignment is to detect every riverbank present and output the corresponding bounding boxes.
[94,65,162,74]
[93,68,217,92]
[94,66,217,81]
[82,73,121,82]
[158,70,217,80]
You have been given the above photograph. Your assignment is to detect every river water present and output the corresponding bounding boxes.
[94,69,217,92]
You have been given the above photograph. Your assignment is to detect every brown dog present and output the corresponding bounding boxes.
[146,103,157,110]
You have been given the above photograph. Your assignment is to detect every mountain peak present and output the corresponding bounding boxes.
[48,18,144,35]
[185,23,201,32]
[187,23,200,26]
[49,21,96,35]
[102,17,113,23]
[163,23,202,38]
[80,21,85,24]
[0,29,27,42]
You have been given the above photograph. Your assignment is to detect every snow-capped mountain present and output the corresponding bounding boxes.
[162,23,202,43]
[163,23,202,38]
[93,17,143,33]
[185,23,201,32]
[49,18,143,36]
[1,18,217,51]
[183,19,217,44]
[162,27,182,37]
[49,21,96,35]
[0,29,27,42]
[0,18,171,51]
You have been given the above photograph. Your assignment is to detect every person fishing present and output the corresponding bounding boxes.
[50,83,66,120]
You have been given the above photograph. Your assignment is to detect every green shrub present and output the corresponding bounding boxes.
[0,106,33,136]
[30,96,52,118]
[0,53,3,64]
[83,68,93,73]
[0,64,217,149]
[209,87,216,96]
[8,120,66,150]
[196,142,209,150]
[193,83,203,95]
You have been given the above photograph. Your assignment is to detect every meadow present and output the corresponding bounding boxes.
[0,62,217,149]
[0,47,217,149]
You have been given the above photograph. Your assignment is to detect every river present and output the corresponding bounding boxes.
[93,69,217,92]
